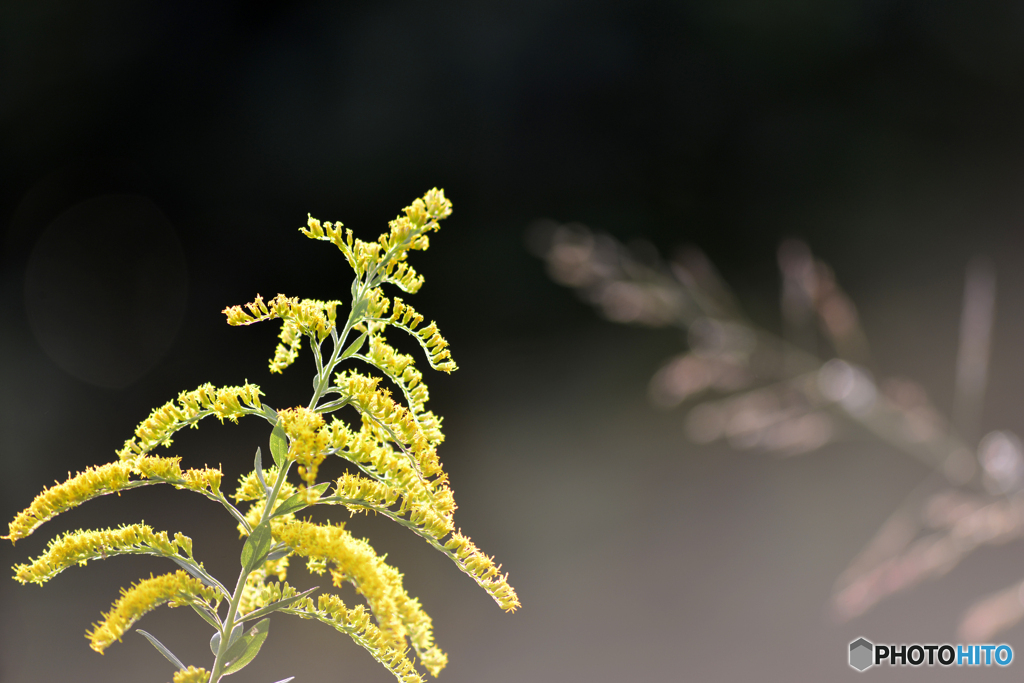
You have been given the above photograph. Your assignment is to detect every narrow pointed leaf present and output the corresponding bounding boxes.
[223,618,271,675]
[137,630,186,671]
[271,483,330,518]
[339,330,368,360]
[190,602,222,631]
[170,556,226,595]
[350,297,368,321]
[269,422,288,468]
[254,448,269,495]
[265,545,291,562]
[262,404,278,424]
[241,522,273,574]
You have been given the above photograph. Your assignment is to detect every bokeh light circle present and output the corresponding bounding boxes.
[23,193,188,389]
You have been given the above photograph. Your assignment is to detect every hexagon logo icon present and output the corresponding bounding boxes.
[850,638,874,671]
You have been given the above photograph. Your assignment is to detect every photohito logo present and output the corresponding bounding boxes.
[848,637,1013,671]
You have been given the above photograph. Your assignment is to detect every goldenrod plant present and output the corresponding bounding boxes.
[6,189,519,683]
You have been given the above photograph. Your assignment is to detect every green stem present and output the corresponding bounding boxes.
[309,285,364,410]
[207,461,293,682]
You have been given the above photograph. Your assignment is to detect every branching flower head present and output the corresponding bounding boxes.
[7,189,518,683]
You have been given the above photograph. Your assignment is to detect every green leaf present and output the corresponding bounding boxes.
[189,602,222,631]
[265,544,291,562]
[269,422,288,468]
[271,483,331,518]
[262,404,278,424]
[223,618,271,675]
[137,629,186,671]
[350,297,368,322]
[169,556,225,594]
[254,448,269,495]
[238,586,318,623]
[240,522,273,574]
[339,330,368,360]
[210,622,244,656]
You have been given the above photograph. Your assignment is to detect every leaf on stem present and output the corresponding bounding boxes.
[137,629,186,671]
[169,557,227,595]
[272,483,330,518]
[254,448,270,496]
[211,621,245,656]
[223,618,271,675]
[339,330,369,360]
[241,522,273,575]
[270,422,288,468]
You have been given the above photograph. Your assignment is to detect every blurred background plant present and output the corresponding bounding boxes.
[532,221,1024,642]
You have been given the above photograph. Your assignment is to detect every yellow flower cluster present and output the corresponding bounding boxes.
[363,291,456,373]
[87,570,221,653]
[288,594,423,683]
[277,406,331,487]
[300,188,451,291]
[5,456,223,542]
[358,335,437,428]
[233,465,300,536]
[5,461,133,542]
[272,519,445,674]
[333,472,401,511]
[172,666,211,683]
[325,415,455,540]
[237,576,296,618]
[233,465,290,502]
[134,455,223,494]
[444,532,520,612]
[13,523,191,585]
[223,294,343,373]
[117,383,263,460]
[335,371,443,476]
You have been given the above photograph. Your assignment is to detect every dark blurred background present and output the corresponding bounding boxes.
[4,1,1024,681]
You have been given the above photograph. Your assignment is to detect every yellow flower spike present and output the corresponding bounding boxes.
[5,456,226,543]
[272,518,444,668]
[116,383,263,460]
[443,531,520,612]
[285,593,423,683]
[14,523,190,585]
[5,462,133,542]
[180,466,223,495]
[359,296,456,373]
[133,455,184,481]
[357,335,437,428]
[333,473,401,512]
[272,319,303,372]
[88,571,220,654]
[224,294,343,372]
